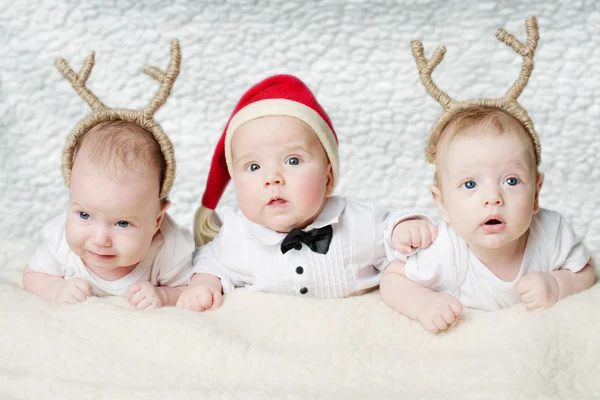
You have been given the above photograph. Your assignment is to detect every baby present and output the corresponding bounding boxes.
[22,40,195,310]
[380,17,595,333]
[177,74,436,311]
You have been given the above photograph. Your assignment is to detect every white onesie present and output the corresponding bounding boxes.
[404,208,591,310]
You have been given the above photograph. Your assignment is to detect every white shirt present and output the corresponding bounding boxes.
[192,196,429,298]
[27,212,195,296]
[404,208,591,311]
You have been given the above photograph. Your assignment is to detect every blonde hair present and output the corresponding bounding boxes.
[75,120,166,194]
[434,106,538,183]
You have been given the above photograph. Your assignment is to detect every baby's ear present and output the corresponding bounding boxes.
[156,200,171,230]
[430,184,450,223]
[533,172,544,214]
[324,164,334,197]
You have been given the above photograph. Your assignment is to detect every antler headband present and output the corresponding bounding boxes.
[56,39,181,199]
[412,16,541,165]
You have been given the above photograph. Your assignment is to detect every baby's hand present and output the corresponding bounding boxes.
[417,291,463,334]
[53,278,93,305]
[516,272,559,311]
[126,281,164,311]
[176,283,223,312]
[392,219,438,254]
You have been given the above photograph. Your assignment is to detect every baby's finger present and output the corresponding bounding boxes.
[433,314,448,331]
[419,227,432,248]
[142,298,160,311]
[74,280,93,295]
[422,319,439,334]
[522,299,537,311]
[126,283,142,298]
[189,295,207,312]
[515,280,531,295]
[198,291,214,309]
[71,288,89,302]
[209,290,223,310]
[409,228,422,248]
[65,294,81,305]
[394,243,414,255]
[130,288,150,304]
[441,306,457,325]
[429,225,438,242]
[449,300,463,317]
[520,292,535,303]
[135,296,153,310]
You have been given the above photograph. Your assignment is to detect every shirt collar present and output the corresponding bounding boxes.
[243,196,346,246]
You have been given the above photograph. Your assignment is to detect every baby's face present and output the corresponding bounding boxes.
[231,115,333,232]
[65,152,168,271]
[432,130,543,253]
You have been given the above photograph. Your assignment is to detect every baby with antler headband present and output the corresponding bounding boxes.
[176,74,437,311]
[380,17,595,333]
[22,40,196,310]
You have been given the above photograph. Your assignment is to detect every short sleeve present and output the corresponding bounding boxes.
[383,209,436,262]
[550,213,591,273]
[191,209,239,294]
[27,213,69,277]
[153,214,195,287]
[403,221,460,293]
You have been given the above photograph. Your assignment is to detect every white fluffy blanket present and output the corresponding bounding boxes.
[1,239,599,398]
[1,1,599,398]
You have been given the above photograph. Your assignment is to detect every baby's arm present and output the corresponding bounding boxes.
[391,218,438,254]
[176,273,223,312]
[380,260,463,334]
[516,212,596,310]
[23,266,92,304]
[552,262,596,298]
[516,262,595,311]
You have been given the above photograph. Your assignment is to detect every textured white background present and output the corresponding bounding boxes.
[1,0,599,262]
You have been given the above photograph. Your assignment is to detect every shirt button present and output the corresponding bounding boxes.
[299,287,308,295]
[294,243,302,250]
[295,266,304,274]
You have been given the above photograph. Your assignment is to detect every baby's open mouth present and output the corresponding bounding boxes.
[485,219,502,225]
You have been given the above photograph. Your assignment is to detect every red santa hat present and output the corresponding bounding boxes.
[194,74,339,246]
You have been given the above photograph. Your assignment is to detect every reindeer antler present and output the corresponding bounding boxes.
[496,16,539,101]
[143,39,181,119]
[56,52,107,112]
[58,39,182,200]
[411,41,456,109]
[411,17,542,166]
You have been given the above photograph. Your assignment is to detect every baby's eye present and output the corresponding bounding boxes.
[505,177,520,186]
[116,221,130,228]
[286,157,300,166]
[79,212,90,220]
[462,180,477,190]
[247,163,260,172]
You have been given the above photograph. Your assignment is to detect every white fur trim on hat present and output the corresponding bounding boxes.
[224,99,339,186]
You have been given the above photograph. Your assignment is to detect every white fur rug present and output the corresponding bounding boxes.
[1,238,599,399]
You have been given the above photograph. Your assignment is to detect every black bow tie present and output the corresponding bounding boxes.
[280,225,333,255]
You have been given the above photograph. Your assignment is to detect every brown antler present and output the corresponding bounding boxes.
[496,16,539,101]
[410,41,456,109]
[143,39,181,119]
[411,17,542,166]
[56,52,107,112]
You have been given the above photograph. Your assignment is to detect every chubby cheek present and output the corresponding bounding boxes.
[293,174,328,208]
[119,234,151,261]
[234,179,262,217]
[65,217,86,257]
